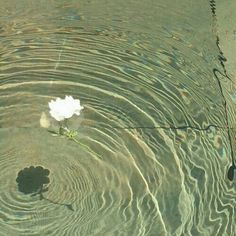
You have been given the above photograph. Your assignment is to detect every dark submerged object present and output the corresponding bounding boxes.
[16,166,74,211]
[227,164,236,181]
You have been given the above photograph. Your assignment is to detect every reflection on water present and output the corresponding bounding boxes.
[0,0,235,235]
[210,0,236,181]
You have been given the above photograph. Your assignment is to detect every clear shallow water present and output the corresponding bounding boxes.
[0,0,235,235]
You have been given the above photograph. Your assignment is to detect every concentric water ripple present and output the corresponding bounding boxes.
[0,0,235,235]
[0,127,165,235]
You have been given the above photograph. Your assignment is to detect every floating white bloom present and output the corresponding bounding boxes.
[48,95,84,121]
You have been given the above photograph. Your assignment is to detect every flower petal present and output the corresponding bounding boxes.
[48,96,83,121]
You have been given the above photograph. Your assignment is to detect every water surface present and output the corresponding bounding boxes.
[0,0,235,235]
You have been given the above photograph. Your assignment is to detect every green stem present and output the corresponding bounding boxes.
[71,137,102,160]
[51,126,102,160]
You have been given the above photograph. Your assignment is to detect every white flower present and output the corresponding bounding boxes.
[48,95,84,121]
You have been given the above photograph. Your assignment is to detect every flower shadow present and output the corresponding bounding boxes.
[16,166,74,211]
[16,166,50,195]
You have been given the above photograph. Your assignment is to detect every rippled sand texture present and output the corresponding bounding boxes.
[0,0,235,235]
